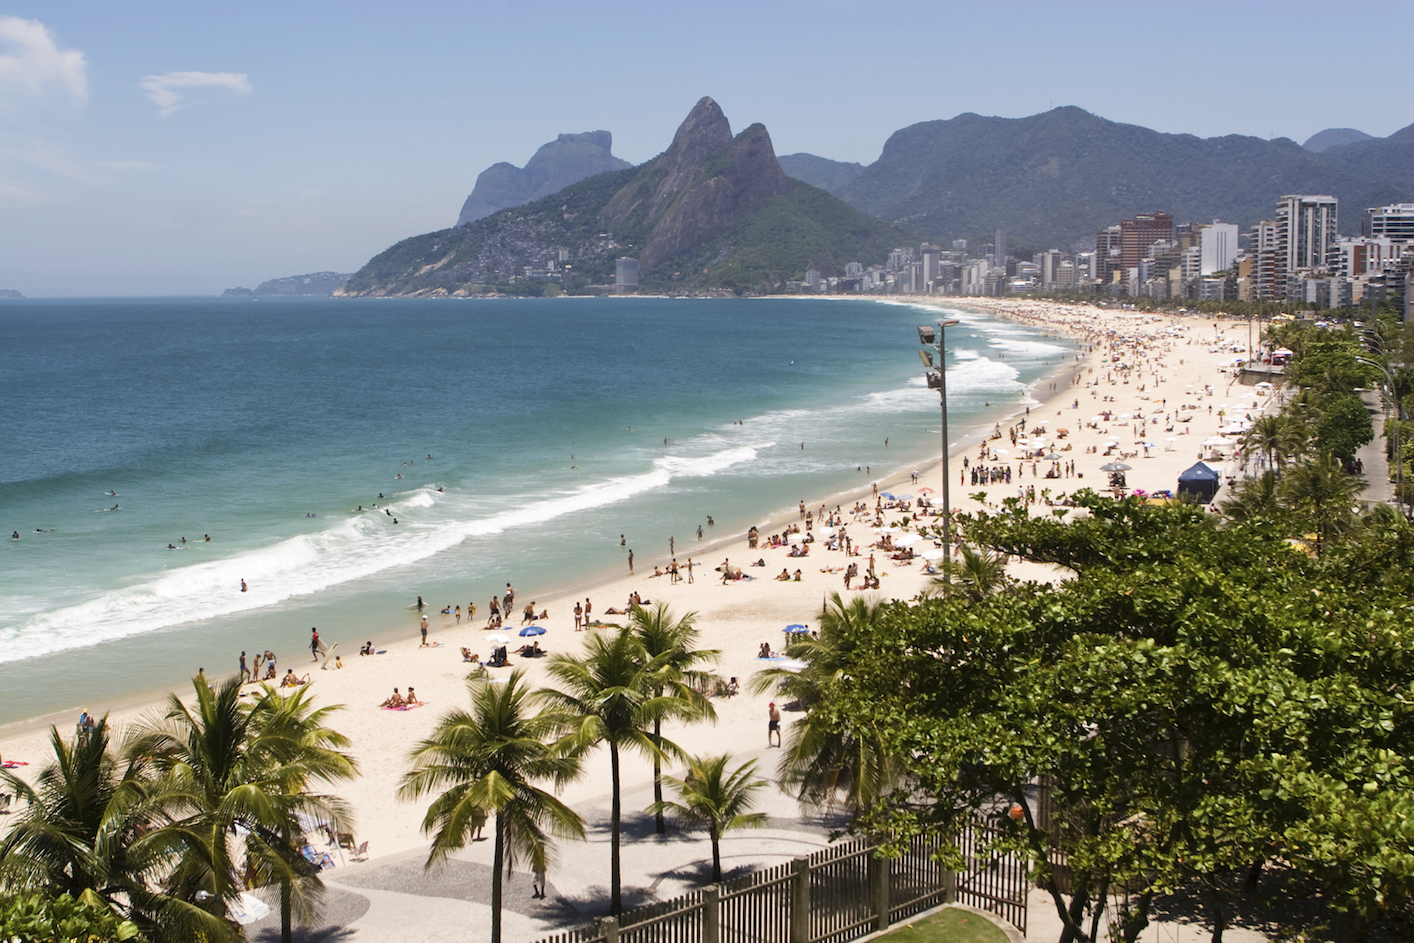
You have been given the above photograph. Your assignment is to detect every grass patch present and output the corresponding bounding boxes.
[877,908,1009,943]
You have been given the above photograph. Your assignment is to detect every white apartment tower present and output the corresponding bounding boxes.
[1199,221,1239,275]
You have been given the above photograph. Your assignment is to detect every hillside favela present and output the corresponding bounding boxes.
[3,6,1414,943]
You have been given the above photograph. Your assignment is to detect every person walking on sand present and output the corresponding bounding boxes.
[686,558,694,583]
[310,628,321,662]
[768,702,781,747]
[532,863,547,899]
[420,614,429,647]
[573,600,583,631]
[504,583,515,615]
[239,650,250,683]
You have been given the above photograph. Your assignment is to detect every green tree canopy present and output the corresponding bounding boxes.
[824,497,1414,942]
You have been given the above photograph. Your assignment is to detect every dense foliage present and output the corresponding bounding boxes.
[0,890,141,943]
[811,495,1414,942]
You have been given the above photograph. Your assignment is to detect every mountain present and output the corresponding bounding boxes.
[222,272,352,297]
[455,130,631,226]
[1302,127,1373,152]
[834,107,1413,250]
[0,289,23,298]
[340,97,908,297]
[777,153,866,193]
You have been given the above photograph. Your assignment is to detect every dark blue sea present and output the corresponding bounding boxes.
[0,296,1074,724]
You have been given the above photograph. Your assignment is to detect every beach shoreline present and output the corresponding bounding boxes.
[0,296,1262,875]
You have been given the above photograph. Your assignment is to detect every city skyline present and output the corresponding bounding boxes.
[1,0,1411,296]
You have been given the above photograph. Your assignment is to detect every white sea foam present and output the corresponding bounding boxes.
[0,449,761,664]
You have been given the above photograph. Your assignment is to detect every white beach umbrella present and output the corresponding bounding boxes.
[1203,436,1229,447]
[485,633,511,643]
[921,549,947,561]
[894,533,922,546]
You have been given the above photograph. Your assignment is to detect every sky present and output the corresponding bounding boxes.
[1,0,1410,297]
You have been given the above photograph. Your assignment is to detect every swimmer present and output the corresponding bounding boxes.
[204,534,210,541]
[241,579,248,592]
[11,531,18,540]
[105,490,117,496]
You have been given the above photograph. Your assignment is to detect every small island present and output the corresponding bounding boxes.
[0,289,24,299]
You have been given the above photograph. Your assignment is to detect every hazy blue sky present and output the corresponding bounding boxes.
[3,0,1410,296]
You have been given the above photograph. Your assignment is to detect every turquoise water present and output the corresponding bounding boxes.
[0,296,1075,724]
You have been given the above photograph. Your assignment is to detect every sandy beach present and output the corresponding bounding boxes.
[0,297,1272,900]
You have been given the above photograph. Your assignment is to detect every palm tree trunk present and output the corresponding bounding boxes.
[281,876,292,943]
[610,741,622,916]
[492,809,505,943]
[652,715,665,835]
[711,826,721,883]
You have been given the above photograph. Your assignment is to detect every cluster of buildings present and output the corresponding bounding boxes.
[795,196,1414,317]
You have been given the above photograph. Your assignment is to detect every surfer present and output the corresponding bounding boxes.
[105,490,117,496]
[11,531,18,540]
[416,596,425,611]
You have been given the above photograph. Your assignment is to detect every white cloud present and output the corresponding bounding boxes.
[140,71,251,117]
[0,16,88,110]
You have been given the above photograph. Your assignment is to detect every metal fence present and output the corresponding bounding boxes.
[532,822,1027,943]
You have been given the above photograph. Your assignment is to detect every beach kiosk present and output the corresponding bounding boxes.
[1177,461,1221,504]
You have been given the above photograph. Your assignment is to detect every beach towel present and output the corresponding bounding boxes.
[1,761,28,769]
[381,703,424,711]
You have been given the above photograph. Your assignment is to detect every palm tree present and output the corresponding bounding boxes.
[400,671,584,943]
[1275,412,1313,471]
[927,544,1012,601]
[1280,452,1367,554]
[751,594,902,813]
[245,684,359,943]
[630,603,721,835]
[646,753,768,883]
[1244,414,1283,473]
[1220,471,1283,522]
[126,675,350,938]
[540,627,693,915]
[0,716,229,942]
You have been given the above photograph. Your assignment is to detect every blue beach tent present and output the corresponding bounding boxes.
[1176,461,1220,503]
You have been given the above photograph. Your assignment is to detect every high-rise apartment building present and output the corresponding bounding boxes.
[921,244,940,291]
[1252,219,1280,300]
[1119,211,1174,273]
[1364,203,1414,242]
[1276,195,1338,274]
[994,230,1007,265]
[1199,221,1239,275]
[1095,225,1122,285]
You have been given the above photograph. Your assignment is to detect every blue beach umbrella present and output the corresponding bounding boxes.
[880,493,897,500]
[895,494,914,501]
[784,624,809,634]
[519,625,546,637]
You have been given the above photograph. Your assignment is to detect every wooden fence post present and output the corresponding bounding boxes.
[871,851,891,933]
[598,915,619,943]
[702,885,719,943]
[791,856,811,943]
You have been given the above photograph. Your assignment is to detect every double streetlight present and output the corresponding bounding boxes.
[919,318,959,563]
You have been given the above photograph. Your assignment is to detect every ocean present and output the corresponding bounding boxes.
[0,296,1075,726]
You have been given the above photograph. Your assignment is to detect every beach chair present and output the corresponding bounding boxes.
[0,792,12,813]
[349,840,369,862]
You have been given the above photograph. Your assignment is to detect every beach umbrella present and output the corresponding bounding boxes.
[519,625,545,637]
[894,533,922,546]
[917,487,935,494]
[994,448,1010,456]
[776,658,809,672]
[921,548,946,561]
[1203,436,1229,447]
[485,633,510,643]
[784,624,810,634]
[895,493,914,501]
[1100,462,1131,472]
[1043,453,1063,461]
[880,492,897,500]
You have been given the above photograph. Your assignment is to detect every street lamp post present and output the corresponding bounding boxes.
[919,318,960,563]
